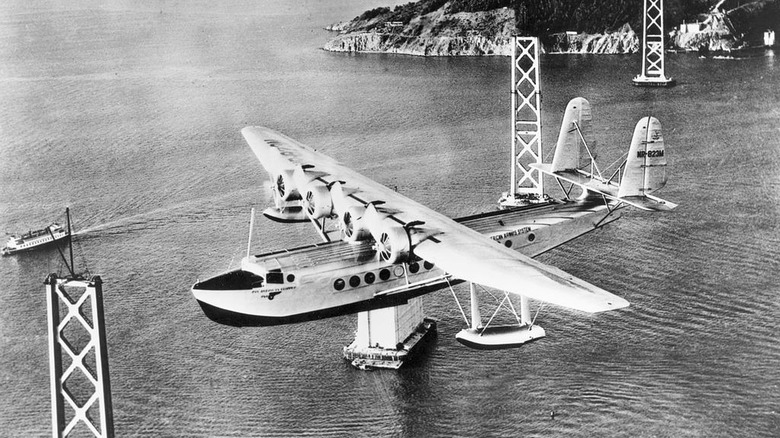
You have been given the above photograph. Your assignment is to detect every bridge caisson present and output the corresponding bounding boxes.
[343,297,436,370]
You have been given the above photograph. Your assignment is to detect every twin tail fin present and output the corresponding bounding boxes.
[551,97,593,173]
[618,117,668,198]
[536,97,677,212]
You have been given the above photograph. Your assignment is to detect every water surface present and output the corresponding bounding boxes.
[1,2,778,437]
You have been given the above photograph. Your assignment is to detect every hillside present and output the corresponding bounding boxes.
[324,4,515,56]
[324,0,778,56]
[669,0,780,51]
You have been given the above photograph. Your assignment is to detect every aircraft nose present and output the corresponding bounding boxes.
[193,269,264,291]
[194,298,245,327]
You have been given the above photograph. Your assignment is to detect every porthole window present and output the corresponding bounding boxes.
[423,261,434,270]
[504,240,513,248]
[286,274,295,283]
[409,262,420,274]
[349,276,361,287]
[527,233,536,242]
[364,272,376,284]
[379,269,391,281]
[334,278,345,291]
[393,266,404,277]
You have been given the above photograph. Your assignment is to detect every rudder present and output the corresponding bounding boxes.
[551,97,593,172]
[618,117,667,197]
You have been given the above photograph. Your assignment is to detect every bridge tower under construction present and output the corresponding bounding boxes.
[46,274,114,438]
[499,36,546,208]
[633,0,675,87]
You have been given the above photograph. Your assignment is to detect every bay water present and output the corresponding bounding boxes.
[1,1,778,436]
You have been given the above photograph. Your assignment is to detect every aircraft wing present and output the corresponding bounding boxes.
[243,126,628,313]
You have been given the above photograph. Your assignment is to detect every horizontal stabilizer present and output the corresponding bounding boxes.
[531,164,676,212]
[620,195,678,212]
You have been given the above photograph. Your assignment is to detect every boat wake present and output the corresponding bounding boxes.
[73,187,259,238]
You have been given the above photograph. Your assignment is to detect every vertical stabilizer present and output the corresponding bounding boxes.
[618,117,667,197]
[551,97,592,172]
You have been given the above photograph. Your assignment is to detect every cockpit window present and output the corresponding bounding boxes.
[266,271,284,284]
[195,270,264,290]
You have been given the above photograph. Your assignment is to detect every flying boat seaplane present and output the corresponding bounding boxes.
[192,97,676,349]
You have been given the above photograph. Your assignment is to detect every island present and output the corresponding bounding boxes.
[323,0,779,56]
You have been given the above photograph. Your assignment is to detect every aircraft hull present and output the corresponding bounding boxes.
[194,278,450,326]
[193,201,623,327]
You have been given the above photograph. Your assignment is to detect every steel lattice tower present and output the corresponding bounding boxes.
[509,36,543,200]
[46,274,114,438]
[633,0,675,87]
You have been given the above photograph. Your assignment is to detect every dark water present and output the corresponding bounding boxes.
[1,1,778,437]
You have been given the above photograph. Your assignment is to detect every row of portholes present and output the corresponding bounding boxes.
[333,260,436,291]
[503,232,536,248]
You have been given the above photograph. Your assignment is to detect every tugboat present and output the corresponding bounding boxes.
[2,209,72,256]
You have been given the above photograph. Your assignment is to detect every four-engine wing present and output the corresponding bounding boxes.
[242,126,628,314]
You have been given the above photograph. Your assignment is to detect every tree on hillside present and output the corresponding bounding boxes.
[515,0,716,35]
[353,0,719,36]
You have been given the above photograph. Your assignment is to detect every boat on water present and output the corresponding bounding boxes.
[2,211,72,256]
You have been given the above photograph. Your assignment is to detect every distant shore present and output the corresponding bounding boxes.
[324,1,779,56]
[324,7,515,57]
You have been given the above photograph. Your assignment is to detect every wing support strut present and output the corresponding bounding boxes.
[573,121,603,180]
[447,278,470,326]
[308,216,331,243]
[453,282,546,350]
[554,177,577,201]
[593,197,625,228]
[246,208,255,259]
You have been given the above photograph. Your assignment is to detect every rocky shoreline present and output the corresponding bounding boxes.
[544,24,638,54]
[324,32,512,56]
[324,20,640,56]
[324,1,778,56]
[323,7,514,57]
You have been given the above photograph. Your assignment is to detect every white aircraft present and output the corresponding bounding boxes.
[192,97,675,348]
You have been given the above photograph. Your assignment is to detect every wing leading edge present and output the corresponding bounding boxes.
[242,126,629,314]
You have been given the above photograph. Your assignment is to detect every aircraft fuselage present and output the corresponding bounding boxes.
[192,200,621,326]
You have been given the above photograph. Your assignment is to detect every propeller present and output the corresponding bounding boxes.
[377,231,393,261]
[305,190,315,216]
[276,174,286,198]
[273,169,300,201]
[341,206,370,241]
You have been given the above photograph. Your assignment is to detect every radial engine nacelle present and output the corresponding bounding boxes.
[273,164,330,204]
[303,181,333,219]
[273,169,300,202]
[374,219,411,264]
[271,172,414,264]
[339,205,412,264]
[340,205,371,242]
[363,203,412,264]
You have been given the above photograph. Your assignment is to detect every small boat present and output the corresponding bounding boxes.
[2,211,71,256]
